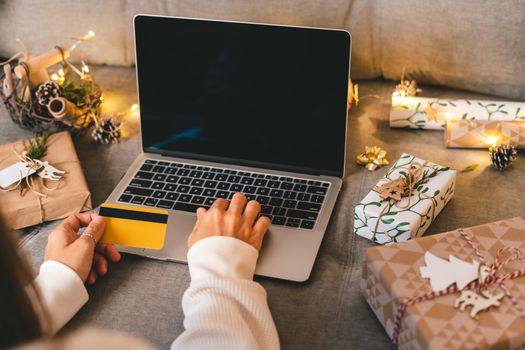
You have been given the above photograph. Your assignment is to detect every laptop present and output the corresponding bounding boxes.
[105,14,351,282]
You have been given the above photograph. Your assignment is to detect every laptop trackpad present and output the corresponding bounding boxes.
[142,212,196,262]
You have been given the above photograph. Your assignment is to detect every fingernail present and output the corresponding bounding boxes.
[93,216,105,224]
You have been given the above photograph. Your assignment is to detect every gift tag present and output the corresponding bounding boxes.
[0,162,37,188]
[420,252,489,291]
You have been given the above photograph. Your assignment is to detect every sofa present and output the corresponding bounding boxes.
[2,1,524,349]
[1,0,524,99]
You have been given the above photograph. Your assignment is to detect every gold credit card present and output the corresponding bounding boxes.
[98,203,168,249]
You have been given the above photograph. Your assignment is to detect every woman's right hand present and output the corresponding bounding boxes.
[187,193,271,251]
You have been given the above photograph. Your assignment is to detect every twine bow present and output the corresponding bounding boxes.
[1,151,44,197]
[391,228,525,348]
[0,150,64,224]
[370,162,429,242]
[373,162,426,204]
[15,151,47,197]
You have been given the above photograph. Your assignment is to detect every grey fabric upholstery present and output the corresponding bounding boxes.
[0,1,524,98]
[6,66,524,349]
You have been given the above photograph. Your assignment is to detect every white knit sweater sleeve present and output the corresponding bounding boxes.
[33,260,89,334]
[171,236,280,350]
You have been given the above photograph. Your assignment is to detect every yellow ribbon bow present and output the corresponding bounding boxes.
[356,146,389,171]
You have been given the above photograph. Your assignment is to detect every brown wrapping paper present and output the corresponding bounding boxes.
[445,120,525,149]
[0,131,92,229]
[361,217,525,349]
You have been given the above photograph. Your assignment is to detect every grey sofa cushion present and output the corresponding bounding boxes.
[376,0,525,101]
[0,0,524,98]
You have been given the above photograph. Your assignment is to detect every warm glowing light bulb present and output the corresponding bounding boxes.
[51,73,59,81]
[88,30,95,37]
[131,104,139,112]
[99,95,104,102]
[58,68,65,77]
[485,136,498,147]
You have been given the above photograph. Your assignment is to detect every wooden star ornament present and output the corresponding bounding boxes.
[373,178,405,201]
[424,104,443,123]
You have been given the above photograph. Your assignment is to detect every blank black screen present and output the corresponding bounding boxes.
[135,16,350,177]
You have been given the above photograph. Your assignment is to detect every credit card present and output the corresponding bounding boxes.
[98,203,168,249]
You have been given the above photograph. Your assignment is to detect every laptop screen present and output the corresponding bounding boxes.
[135,16,350,177]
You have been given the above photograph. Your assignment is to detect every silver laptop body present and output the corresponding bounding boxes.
[105,15,351,282]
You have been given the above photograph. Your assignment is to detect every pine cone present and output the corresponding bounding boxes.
[91,118,122,144]
[35,81,63,106]
[489,144,517,170]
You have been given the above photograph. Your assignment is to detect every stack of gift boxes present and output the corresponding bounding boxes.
[355,84,525,349]
[390,93,525,149]
[355,152,525,348]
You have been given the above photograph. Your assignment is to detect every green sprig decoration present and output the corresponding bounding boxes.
[60,70,102,129]
[396,165,449,198]
[62,72,92,104]
[413,166,450,193]
[26,132,49,160]
[19,132,50,194]
[460,164,478,173]
[62,71,102,107]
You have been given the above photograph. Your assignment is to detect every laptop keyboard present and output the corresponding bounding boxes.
[117,159,330,230]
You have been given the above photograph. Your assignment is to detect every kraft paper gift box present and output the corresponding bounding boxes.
[354,154,456,244]
[445,120,525,149]
[390,96,525,130]
[0,131,92,229]
[361,217,525,350]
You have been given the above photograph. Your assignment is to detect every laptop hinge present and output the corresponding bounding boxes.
[156,151,341,178]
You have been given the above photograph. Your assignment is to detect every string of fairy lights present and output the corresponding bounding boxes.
[47,30,139,115]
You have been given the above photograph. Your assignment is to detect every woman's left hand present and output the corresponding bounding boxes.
[44,213,121,284]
